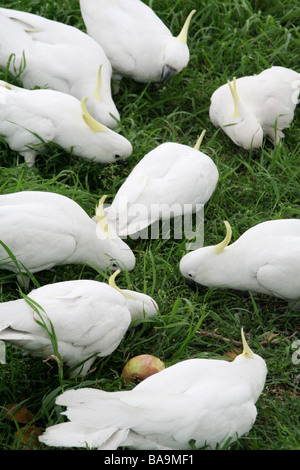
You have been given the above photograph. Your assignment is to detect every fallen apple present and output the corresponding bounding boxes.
[122,354,165,385]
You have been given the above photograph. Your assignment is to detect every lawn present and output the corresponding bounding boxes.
[0,0,299,451]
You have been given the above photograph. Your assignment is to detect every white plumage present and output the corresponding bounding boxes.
[0,271,158,376]
[105,135,219,236]
[0,191,135,282]
[209,66,300,149]
[0,81,132,167]
[0,8,119,128]
[80,0,196,83]
[39,329,267,450]
[180,219,300,306]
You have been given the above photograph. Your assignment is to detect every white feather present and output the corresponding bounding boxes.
[180,219,300,303]
[39,332,267,449]
[209,66,299,149]
[0,7,119,128]
[0,277,157,375]
[0,190,135,278]
[105,142,218,236]
[0,81,132,166]
[79,0,195,83]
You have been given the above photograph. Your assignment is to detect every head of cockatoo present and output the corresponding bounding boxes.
[161,10,196,82]
[93,196,136,271]
[62,96,132,163]
[109,270,158,321]
[179,220,234,287]
[225,77,264,149]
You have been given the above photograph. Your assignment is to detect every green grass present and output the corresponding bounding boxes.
[0,0,299,451]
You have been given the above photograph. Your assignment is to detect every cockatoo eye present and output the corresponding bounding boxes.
[188,272,195,279]
[110,262,119,270]
[114,154,121,159]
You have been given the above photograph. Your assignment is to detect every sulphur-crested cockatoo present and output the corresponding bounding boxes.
[180,219,300,307]
[0,81,132,167]
[0,8,119,128]
[0,271,158,376]
[209,66,300,149]
[80,0,196,83]
[39,329,267,450]
[0,191,135,283]
[104,132,219,236]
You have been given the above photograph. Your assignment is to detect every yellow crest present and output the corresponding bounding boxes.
[109,269,123,294]
[177,10,196,43]
[81,97,106,133]
[241,328,254,358]
[96,195,113,239]
[214,221,232,254]
[227,77,240,118]
[93,64,103,103]
[194,130,206,150]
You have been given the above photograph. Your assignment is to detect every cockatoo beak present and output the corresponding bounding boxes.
[161,65,176,82]
[241,328,254,358]
[184,277,206,292]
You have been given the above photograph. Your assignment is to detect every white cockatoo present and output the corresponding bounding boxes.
[0,191,136,284]
[104,133,219,237]
[0,271,158,376]
[0,81,132,167]
[79,0,196,84]
[209,66,300,149]
[180,219,300,307]
[0,8,119,128]
[39,329,267,450]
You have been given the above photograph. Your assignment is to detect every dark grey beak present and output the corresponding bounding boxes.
[161,65,176,83]
[184,276,208,293]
